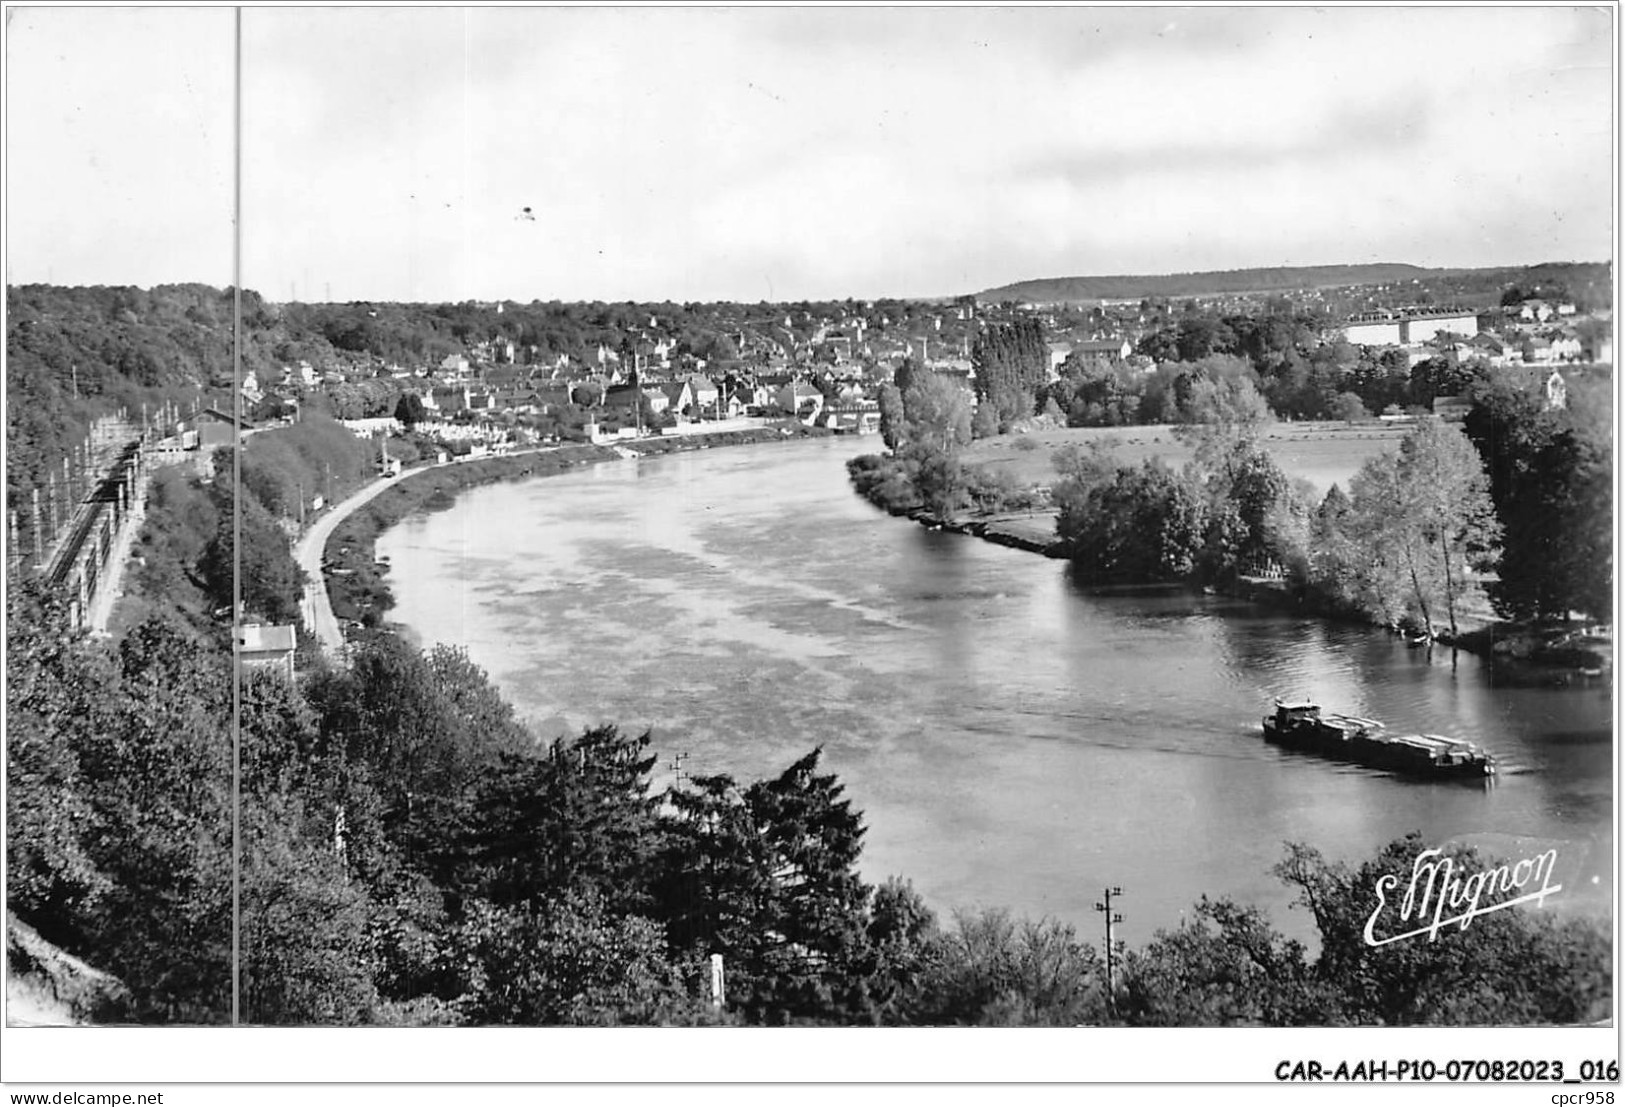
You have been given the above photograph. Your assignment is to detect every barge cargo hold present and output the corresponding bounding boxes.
[1263,699,1496,780]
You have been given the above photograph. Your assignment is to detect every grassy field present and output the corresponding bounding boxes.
[964,421,1410,494]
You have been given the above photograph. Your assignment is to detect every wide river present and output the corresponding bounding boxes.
[377,435,1614,947]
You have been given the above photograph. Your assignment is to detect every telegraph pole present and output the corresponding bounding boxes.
[1094,886,1124,1017]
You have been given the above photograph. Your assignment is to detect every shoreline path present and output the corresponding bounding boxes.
[292,471,400,655]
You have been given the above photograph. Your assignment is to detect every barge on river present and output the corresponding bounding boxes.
[1263,699,1496,780]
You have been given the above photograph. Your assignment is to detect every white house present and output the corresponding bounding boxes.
[686,374,720,414]
[776,381,825,422]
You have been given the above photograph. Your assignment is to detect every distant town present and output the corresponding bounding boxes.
[58,260,1609,468]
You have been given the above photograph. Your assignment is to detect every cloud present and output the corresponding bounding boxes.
[8,6,1614,300]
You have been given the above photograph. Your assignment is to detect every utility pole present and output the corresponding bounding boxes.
[669,751,690,789]
[1094,886,1124,1018]
[30,488,43,563]
[46,472,59,539]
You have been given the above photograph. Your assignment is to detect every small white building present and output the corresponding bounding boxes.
[1544,370,1567,410]
[237,624,297,681]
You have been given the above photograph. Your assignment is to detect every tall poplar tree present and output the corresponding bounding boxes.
[971,319,1048,431]
[1345,420,1499,637]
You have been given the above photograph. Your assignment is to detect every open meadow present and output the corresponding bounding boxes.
[964,421,1411,494]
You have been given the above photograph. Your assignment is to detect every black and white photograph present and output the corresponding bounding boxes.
[3,2,1617,1095]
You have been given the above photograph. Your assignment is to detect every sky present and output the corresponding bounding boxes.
[5,5,1616,304]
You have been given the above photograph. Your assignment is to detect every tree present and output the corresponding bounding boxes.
[72,617,235,1022]
[651,772,772,982]
[1340,454,1417,629]
[1046,356,1136,427]
[394,392,426,429]
[1408,356,1482,409]
[305,637,527,830]
[877,383,907,452]
[970,401,1001,440]
[1393,419,1500,637]
[911,909,1107,1026]
[197,479,306,623]
[453,893,699,1025]
[460,725,662,914]
[1174,316,1237,362]
[652,749,873,1025]
[895,372,973,518]
[1176,372,1272,444]
[858,877,939,1023]
[892,356,921,400]
[1120,897,1325,1026]
[1340,420,1499,637]
[1196,441,1298,579]
[1462,382,1612,622]
[240,793,379,1025]
[971,319,1048,431]
[5,585,114,944]
[1058,459,1208,584]
[1331,392,1368,424]
[739,748,872,1022]
[902,372,971,457]
[1275,835,1611,1025]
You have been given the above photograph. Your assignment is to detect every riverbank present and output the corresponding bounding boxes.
[860,490,1610,685]
[322,424,835,639]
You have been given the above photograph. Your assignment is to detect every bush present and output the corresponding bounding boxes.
[846,454,922,512]
[964,466,1025,513]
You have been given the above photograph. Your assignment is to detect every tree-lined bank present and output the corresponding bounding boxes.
[849,371,1610,674]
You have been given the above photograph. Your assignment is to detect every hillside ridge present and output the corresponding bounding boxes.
[974,262,1616,303]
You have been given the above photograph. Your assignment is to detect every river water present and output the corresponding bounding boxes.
[376,436,1614,947]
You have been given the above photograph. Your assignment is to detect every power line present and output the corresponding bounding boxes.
[1094,885,1125,1018]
